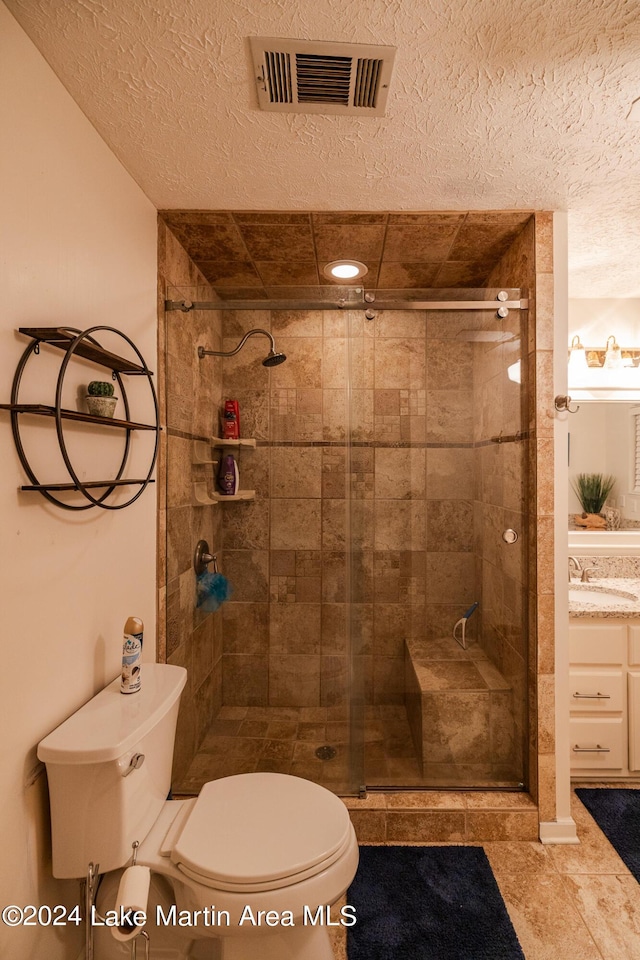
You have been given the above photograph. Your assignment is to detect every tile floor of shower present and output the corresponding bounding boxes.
[174,626,521,795]
[175,704,519,794]
[175,701,420,794]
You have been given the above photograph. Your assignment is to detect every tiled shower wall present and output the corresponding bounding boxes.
[219,305,487,709]
[487,212,554,811]
[157,222,225,783]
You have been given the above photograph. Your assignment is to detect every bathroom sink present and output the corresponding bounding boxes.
[569,585,639,608]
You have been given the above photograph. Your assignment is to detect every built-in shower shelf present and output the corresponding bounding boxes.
[192,481,255,506]
[212,436,257,448]
[193,441,218,465]
[193,438,256,464]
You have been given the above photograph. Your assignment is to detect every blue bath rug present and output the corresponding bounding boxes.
[576,788,640,881]
[347,845,524,960]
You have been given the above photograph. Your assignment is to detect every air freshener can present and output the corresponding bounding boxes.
[121,616,144,694]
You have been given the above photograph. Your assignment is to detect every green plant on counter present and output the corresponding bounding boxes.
[571,472,616,514]
[87,380,115,397]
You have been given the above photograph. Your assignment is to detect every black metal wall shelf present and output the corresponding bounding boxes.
[0,403,157,431]
[21,479,154,492]
[18,327,152,374]
[3,326,159,511]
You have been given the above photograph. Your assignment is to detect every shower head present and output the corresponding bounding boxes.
[198,328,287,366]
[262,349,287,367]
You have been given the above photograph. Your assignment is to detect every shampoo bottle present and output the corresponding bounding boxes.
[217,454,239,495]
[121,616,143,694]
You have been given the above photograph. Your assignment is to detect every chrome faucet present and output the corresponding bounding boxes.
[569,556,598,582]
[568,556,582,582]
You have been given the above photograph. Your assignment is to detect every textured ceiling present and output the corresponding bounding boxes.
[160,209,532,297]
[5,0,640,297]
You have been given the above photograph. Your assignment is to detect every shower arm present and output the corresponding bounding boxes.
[197,329,275,360]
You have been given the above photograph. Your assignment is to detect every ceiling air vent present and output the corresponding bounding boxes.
[249,37,396,116]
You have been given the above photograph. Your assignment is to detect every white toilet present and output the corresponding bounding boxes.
[37,663,359,960]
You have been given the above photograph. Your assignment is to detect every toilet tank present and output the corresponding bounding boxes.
[37,663,187,878]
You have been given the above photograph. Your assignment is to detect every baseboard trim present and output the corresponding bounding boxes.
[539,817,579,844]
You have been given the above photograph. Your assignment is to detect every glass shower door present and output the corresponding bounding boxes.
[350,291,528,790]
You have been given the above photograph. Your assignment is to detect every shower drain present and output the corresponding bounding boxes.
[315,745,337,761]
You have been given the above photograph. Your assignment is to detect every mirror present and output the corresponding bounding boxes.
[568,401,640,531]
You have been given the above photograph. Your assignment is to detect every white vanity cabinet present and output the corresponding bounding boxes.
[569,621,640,777]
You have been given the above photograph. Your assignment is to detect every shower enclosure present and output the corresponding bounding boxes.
[163,286,529,797]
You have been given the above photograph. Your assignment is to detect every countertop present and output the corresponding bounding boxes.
[568,577,640,619]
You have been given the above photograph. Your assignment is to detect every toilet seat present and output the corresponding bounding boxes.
[169,773,353,893]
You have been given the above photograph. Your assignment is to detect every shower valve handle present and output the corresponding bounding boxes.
[194,539,217,575]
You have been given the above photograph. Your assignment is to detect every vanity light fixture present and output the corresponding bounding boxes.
[604,335,623,370]
[568,333,640,400]
[322,260,368,281]
[568,335,589,376]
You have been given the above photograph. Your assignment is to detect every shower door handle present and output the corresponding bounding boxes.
[502,529,519,544]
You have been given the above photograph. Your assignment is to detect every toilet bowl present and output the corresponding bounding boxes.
[37,664,359,960]
[103,774,358,959]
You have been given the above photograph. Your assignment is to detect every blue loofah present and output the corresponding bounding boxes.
[196,570,232,613]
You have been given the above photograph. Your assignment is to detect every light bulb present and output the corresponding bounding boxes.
[604,335,622,370]
[568,334,588,383]
[322,260,368,282]
[331,264,360,279]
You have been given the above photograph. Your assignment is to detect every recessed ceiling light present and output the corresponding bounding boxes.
[323,260,369,281]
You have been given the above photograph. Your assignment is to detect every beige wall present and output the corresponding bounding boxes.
[568,298,640,348]
[0,6,157,958]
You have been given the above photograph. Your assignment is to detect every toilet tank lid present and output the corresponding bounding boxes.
[37,664,187,764]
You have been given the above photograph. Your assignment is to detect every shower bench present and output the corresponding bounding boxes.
[404,637,518,781]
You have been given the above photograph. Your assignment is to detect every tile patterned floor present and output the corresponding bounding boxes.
[176,703,425,793]
[328,785,640,960]
[177,715,640,958]
[176,702,517,793]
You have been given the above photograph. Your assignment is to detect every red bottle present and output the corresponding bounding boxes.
[223,399,240,439]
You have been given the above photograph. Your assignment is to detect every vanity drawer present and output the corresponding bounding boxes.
[570,717,624,770]
[569,669,623,712]
[569,624,626,665]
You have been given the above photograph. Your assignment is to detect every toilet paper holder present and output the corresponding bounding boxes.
[130,930,150,960]
[128,843,150,960]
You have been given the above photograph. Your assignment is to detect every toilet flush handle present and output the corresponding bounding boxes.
[122,753,145,777]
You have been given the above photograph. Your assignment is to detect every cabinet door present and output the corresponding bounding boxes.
[628,672,640,772]
[570,717,624,771]
[629,627,640,667]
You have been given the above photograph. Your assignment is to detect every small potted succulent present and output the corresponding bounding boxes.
[86,380,118,418]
